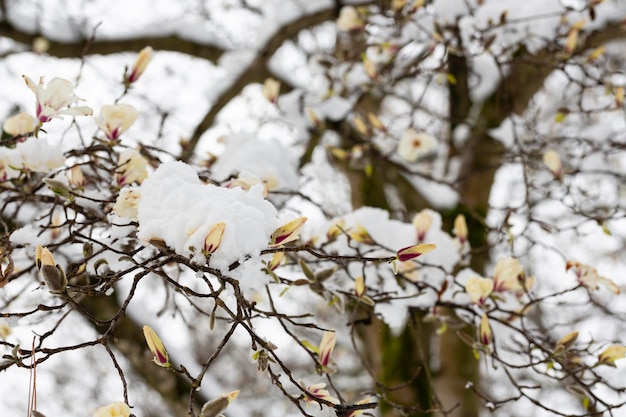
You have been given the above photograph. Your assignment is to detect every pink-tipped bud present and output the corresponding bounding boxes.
[396,243,436,262]
[262,78,281,104]
[270,217,308,247]
[267,251,284,271]
[125,46,153,85]
[318,331,336,369]
[412,210,433,242]
[479,313,492,346]
[142,325,170,368]
[203,222,226,255]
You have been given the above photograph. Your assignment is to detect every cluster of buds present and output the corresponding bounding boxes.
[35,245,66,294]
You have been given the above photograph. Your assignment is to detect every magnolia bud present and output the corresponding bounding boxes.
[36,246,67,294]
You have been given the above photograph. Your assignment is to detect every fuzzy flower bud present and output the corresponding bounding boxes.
[36,245,66,294]
[200,390,240,417]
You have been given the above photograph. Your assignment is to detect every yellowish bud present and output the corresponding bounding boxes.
[203,222,226,255]
[142,325,170,368]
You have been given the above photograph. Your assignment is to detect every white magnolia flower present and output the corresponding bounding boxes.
[96,104,139,141]
[397,129,437,162]
[22,75,93,123]
[92,401,131,417]
[3,112,35,136]
[113,187,141,220]
[114,149,148,186]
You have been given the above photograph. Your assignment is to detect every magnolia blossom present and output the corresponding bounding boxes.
[3,111,35,136]
[125,46,153,85]
[465,276,494,305]
[318,331,336,370]
[304,383,340,405]
[113,187,141,220]
[566,260,620,294]
[96,104,139,141]
[336,6,364,32]
[92,402,131,417]
[492,257,524,292]
[397,129,437,162]
[114,148,148,186]
[23,75,93,123]
[412,210,433,242]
